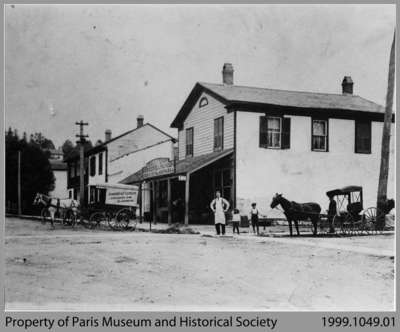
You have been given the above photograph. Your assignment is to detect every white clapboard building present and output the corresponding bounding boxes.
[123,64,395,224]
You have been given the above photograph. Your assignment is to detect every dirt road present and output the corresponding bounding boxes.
[5,217,395,311]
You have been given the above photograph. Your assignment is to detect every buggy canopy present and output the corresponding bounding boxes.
[326,185,363,197]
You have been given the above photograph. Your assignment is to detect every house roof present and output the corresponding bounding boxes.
[50,160,67,171]
[121,149,233,184]
[170,82,386,128]
[64,123,176,162]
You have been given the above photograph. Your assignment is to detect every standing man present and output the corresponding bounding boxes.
[210,190,230,235]
[327,195,337,233]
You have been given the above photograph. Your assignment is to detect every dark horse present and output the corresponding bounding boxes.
[270,193,321,236]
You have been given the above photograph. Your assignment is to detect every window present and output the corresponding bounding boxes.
[98,152,103,175]
[259,116,291,149]
[89,186,96,203]
[90,156,96,176]
[199,97,208,108]
[68,190,72,199]
[312,119,328,151]
[214,117,224,151]
[355,121,371,154]
[186,127,194,157]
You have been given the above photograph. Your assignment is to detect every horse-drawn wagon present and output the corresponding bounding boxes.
[82,182,139,231]
[270,186,391,236]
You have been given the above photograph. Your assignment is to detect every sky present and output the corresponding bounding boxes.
[5,4,396,147]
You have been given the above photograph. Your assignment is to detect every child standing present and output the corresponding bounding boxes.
[249,203,259,235]
[232,208,240,234]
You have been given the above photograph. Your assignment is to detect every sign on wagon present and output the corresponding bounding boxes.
[105,188,138,206]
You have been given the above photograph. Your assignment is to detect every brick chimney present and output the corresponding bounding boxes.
[137,115,144,128]
[342,76,353,95]
[105,129,112,142]
[222,63,234,85]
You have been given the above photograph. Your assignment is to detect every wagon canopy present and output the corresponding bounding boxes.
[326,185,363,197]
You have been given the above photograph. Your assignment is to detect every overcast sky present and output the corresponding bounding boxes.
[5,4,395,147]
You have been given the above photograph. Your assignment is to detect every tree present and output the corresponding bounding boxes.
[61,139,75,159]
[6,128,55,214]
[30,132,55,150]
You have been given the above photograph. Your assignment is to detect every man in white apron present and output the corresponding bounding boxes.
[210,190,230,235]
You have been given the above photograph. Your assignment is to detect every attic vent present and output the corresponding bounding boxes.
[199,97,208,108]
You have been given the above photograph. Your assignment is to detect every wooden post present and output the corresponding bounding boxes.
[184,173,190,225]
[167,178,172,225]
[17,150,22,215]
[377,32,395,230]
[152,180,156,225]
[139,182,143,224]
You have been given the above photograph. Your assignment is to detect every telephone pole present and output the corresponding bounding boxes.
[376,31,395,230]
[17,150,22,215]
[75,121,89,209]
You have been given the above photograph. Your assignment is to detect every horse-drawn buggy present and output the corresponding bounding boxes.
[82,182,139,231]
[270,186,392,236]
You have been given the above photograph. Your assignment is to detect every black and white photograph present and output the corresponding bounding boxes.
[4,3,396,313]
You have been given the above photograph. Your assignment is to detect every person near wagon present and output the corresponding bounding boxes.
[249,203,260,235]
[327,195,337,233]
[210,190,230,236]
[231,208,241,235]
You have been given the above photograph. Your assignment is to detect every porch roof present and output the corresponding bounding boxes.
[120,148,233,184]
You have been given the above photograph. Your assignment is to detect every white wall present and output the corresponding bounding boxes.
[236,111,395,217]
[108,140,174,183]
[49,170,68,199]
[178,92,234,159]
[88,151,107,186]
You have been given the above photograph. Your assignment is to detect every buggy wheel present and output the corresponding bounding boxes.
[364,207,385,234]
[41,208,50,224]
[109,208,131,231]
[339,212,354,235]
[87,212,105,229]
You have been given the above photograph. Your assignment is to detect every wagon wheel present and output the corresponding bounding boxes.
[87,212,105,230]
[41,208,50,224]
[109,208,131,231]
[336,212,354,235]
[364,207,385,234]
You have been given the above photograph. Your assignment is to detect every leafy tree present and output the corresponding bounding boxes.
[61,139,75,159]
[6,128,55,214]
[30,132,55,150]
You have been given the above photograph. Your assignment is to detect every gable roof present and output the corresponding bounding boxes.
[64,123,176,162]
[170,82,386,128]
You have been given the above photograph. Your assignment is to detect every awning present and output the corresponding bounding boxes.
[121,148,233,184]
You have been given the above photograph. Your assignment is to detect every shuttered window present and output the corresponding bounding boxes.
[214,117,224,151]
[312,119,328,152]
[355,121,371,154]
[186,127,194,157]
[259,116,291,149]
[90,156,96,176]
[98,152,103,175]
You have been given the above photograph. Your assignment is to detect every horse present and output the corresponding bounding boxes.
[33,193,79,229]
[270,193,321,236]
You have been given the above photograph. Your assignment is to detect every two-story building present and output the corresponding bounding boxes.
[66,116,176,212]
[122,64,395,225]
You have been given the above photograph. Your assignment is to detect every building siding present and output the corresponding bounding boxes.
[235,111,395,217]
[178,92,234,160]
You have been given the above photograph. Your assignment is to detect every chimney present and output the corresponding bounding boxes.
[137,115,144,128]
[105,129,112,142]
[342,76,353,94]
[222,63,234,85]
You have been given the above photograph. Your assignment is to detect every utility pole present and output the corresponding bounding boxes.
[17,150,22,215]
[377,31,395,230]
[75,121,89,209]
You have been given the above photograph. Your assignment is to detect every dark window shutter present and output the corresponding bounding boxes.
[281,117,291,149]
[259,116,268,148]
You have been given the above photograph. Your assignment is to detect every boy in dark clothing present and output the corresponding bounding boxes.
[249,203,259,235]
[327,196,337,233]
[232,208,240,234]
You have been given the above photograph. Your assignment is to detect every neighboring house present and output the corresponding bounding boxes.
[49,160,68,199]
[123,63,395,225]
[65,116,176,208]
